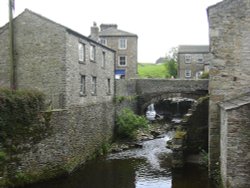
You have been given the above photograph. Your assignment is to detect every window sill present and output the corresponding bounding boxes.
[90,60,96,63]
[79,61,86,64]
[79,93,87,97]
[91,93,97,96]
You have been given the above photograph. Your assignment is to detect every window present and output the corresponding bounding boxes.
[107,78,111,94]
[185,55,191,64]
[80,75,86,96]
[90,45,96,61]
[78,43,85,62]
[102,51,106,68]
[119,56,127,66]
[197,57,204,63]
[119,38,127,49]
[100,38,107,46]
[185,70,192,78]
[91,76,97,95]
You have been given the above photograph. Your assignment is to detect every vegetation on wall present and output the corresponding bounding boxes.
[116,108,148,139]
[0,88,49,185]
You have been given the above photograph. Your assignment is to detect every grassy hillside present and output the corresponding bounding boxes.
[138,63,170,78]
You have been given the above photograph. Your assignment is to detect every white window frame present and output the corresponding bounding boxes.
[185,54,191,64]
[80,75,86,96]
[119,56,127,66]
[90,45,96,61]
[78,43,85,62]
[185,70,192,78]
[91,76,97,95]
[119,38,127,49]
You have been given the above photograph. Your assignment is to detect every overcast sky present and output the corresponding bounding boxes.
[0,0,222,63]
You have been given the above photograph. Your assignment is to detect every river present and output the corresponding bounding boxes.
[24,132,214,188]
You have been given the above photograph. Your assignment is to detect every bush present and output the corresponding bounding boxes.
[0,88,46,150]
[116,108,148,139]
[200,72,209,79]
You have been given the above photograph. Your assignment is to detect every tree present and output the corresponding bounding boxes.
[164,47,178,78]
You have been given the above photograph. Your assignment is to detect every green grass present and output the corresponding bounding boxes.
[138,63,169,78]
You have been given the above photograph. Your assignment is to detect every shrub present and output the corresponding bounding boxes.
[0,88,46,151]
[116,108,148,139]
[200,71,209,79]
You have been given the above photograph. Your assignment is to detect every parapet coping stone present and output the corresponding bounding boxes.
[219,93,250,110]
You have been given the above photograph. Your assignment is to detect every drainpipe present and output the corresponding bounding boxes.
[9,0,16,90]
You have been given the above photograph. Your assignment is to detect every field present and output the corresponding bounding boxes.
[138,63,169,78]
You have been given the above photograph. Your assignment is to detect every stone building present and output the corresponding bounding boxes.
[90,23,138,79]
[208,0,250,187]
[0,9,115,109]
[177,45,210,79]
[0,9,116,184]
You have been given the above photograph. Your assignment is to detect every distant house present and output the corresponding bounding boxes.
[0,9,115,108]
[177,45,210,79]
[90,23,138,79]
[155,57,167,64]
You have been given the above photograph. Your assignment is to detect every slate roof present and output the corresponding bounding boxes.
[99,27,137,37]
[219,92,250,110]
[178,45,209,54]
[0,9,115,52]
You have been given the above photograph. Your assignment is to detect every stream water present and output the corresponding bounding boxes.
[24,132,214,188]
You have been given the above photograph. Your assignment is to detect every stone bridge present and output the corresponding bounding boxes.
[115,79,209,114]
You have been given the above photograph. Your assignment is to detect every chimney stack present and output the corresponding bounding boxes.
[90,22,99,41]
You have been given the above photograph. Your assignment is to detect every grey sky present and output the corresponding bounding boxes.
[0,0,222,62]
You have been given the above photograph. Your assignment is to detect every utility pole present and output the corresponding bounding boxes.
[9,0,16,90]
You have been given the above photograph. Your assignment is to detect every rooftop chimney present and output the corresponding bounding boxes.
[100,24,118,31]
[90,22,99,41]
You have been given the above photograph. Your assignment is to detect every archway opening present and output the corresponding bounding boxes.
[145,97,196,122]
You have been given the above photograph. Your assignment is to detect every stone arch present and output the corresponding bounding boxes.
[138,91,207,115]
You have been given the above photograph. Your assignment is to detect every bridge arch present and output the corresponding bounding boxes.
[138,91,208,115]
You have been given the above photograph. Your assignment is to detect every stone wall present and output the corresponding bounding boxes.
[64,31,115,107]
[0,10,67,108]
[184,97,209,154]
[136,79,208,94]
[115,79,138,114]
[207,0,250,178]
[0,10,115,109]
[99,35,138,79]
[7,101,114,185]
[219,96,250,188]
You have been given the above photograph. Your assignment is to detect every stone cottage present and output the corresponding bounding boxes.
[177,45,210,79]
[208,0,250,187]
[90,23,138,79]
[0,9,116,184]
[0,9,115,109]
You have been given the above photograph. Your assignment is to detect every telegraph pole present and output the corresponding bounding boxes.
[9,0,16,90]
